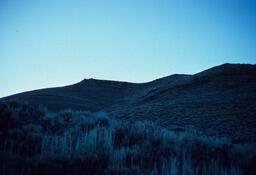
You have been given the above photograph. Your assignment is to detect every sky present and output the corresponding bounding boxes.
[0,0,256,97]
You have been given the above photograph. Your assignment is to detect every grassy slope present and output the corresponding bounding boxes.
[3,63,256,142]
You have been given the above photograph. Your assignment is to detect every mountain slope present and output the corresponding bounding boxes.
[3,63,256,141]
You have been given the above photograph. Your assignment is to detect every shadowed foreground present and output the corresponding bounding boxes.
[0,100,255,175]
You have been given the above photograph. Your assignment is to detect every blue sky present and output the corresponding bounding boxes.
[0,0,256,97]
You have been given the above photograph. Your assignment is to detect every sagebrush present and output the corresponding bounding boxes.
[0,100,255,175]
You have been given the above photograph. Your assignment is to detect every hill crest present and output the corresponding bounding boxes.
[2,63,256,141]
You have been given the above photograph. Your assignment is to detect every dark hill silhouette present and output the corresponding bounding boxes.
[3,63,256,141]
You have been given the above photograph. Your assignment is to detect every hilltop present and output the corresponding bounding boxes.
[3,63,256,142]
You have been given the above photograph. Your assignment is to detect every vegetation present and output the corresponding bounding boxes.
[0,100,255,175]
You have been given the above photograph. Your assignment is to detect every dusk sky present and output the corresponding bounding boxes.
[1,0,256,97]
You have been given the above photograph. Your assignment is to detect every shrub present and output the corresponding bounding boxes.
[0,100,255,175]
[22,124,42,133]
[8,128,25,140]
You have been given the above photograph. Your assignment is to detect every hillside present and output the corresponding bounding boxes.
[3,63,256,142]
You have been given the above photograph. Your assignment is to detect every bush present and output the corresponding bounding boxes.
[0,100,255,175]
[8,128,25,140]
